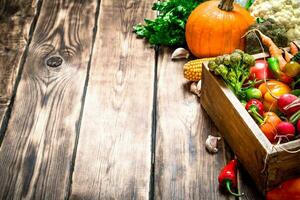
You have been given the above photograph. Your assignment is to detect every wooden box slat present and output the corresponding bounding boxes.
[200,61,300,194]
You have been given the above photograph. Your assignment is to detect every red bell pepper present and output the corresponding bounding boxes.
[267,178,300,200]
[245,99,264,116]
[218,159,243,197]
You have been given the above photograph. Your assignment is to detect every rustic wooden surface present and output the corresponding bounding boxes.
[0,0,97,199]
[0,0,264,199]
[0,0,36,139]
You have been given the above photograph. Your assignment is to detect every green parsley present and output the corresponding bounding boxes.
[133,0,203,46]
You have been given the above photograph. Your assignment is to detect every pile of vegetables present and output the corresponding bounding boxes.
[209,29,300,144]
[134,0,255,57]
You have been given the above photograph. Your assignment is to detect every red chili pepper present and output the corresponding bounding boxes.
[245,99,264,116]
[218,159,243,197]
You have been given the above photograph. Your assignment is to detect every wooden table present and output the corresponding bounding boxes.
[0,0,264,199]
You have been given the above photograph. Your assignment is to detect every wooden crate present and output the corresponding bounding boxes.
[200,58,300,194]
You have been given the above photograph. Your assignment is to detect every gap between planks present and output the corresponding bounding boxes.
[65,0,102,198]
[149,46,159,200]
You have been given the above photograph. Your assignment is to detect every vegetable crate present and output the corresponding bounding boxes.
[200,55,300,194]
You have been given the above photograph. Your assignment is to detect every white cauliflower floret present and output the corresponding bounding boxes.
[250,0,300,41]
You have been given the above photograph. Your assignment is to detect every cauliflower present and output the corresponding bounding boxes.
[250,0,300,41]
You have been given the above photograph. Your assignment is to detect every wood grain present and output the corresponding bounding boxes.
[70,0,156,199]
[0,0,97,199]
[154,48,234,200]
[0,0,36,136]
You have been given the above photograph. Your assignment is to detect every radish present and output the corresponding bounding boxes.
[297,120,300,134]
[276,121,295,140]
[277,94,300,116]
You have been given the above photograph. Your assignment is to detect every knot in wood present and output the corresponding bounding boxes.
[46,56,63,68]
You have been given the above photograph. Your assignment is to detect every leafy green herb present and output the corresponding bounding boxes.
[133,0,203,46]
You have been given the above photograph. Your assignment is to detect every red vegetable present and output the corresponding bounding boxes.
[245,99,264,116]
[297,120,300,133]
[267,178,300,200]
[277,94,300,116]
[250,59,273,80]
[276,121,295,140]
[218,159,243,197]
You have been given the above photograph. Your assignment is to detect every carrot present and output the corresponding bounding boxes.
[254,30,287,70]
[284,49,293,62]
[290,42,299,56]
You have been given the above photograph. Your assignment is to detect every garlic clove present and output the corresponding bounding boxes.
[205,135,221,154]
[171,48,190,60]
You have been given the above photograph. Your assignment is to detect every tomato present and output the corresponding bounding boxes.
[284,61,300,77]
[250,59,273,80]
[258,80,291,112]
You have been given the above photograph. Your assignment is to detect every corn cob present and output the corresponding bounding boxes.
[183,57,215,81]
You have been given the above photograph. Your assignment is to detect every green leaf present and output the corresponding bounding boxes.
[133,0,204,46]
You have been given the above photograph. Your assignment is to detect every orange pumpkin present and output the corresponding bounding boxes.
[185,0,254,58]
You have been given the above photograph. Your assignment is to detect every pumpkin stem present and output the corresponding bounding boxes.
[218,0,234,11]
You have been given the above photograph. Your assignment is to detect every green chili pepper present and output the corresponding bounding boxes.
[268,57,293,83]
[268,57,281,77]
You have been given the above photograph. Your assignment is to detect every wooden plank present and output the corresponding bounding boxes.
[0,0,36,135]
[154,48,234,200]
[0,0,97,199]
[70,0,156,199]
